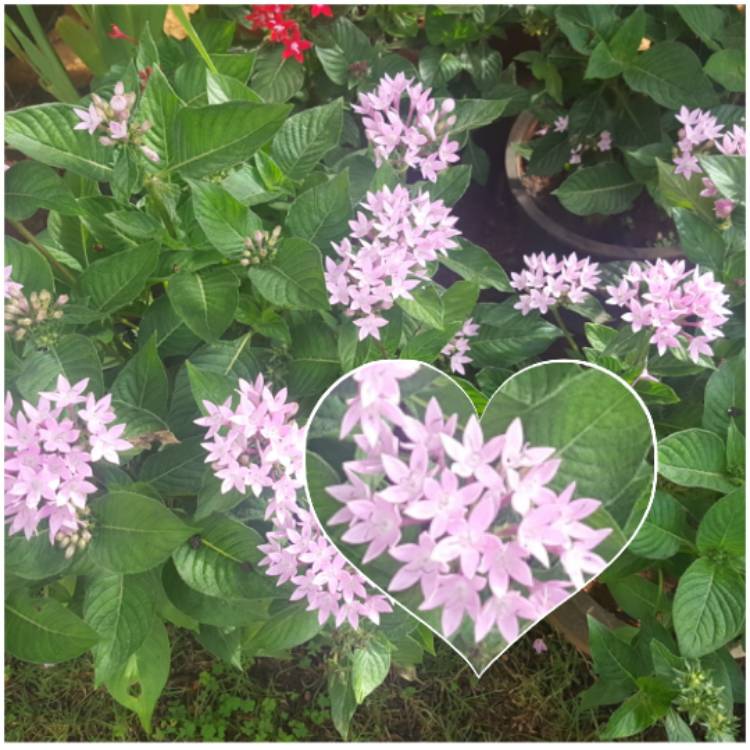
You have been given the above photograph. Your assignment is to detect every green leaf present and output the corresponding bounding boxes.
[664,709,696,742]
[271,98,343,180]
[243,602,322,657]
[351,635,391,704]
[553,163,642,216]
[469,300,560,368]
[587,616,644,690]
[4,236,54,292]
[194,469,245,521]
[525,132,570,177]
[397,284,444,329]
[79,243,159,314]
[137,67,183,167]
[586,7,645,79]
[138,437,206,495]
[137,295,201,358]
[171,514,273,601]
[673,557,745,657]
[4,531,70,580]
[726,419,744,478]
[161,560,270,628]
[600,677,674,739]
[314,17,372,86]
[658,429,737,493]
[105,620,170,734]
[16,333,104,401]
[449,98,509,135]
[187,179,261,258]
[672,209,725,270]
[440,239,511,292]
[622,42,718,109]
[286,170,352,250]
[83,573,156,686]
[248,238,329,312]
[696,488,745,558]
[196,625,244,669]
[206,71,262,104]
[287,316,341,397]
[674,5,726,51]
[6,591,98,664]
[698,154,745,205]
[89,491,195,574]
[705,48,746,93]
[629,490,692,560]
[167,102,291,178]
[112,334,168,419]
[420,164,472,206]
[5,103,113,181]
[5,160,79,220]
[328,667,358,740]
[251,46,305,102]
[703,354,745,436]
[166,267,239,342]
[609,576,670,621]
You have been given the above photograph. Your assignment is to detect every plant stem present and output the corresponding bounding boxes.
[10,220,78,287]
[551,305,581,356]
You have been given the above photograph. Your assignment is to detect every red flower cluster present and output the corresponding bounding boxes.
[245,5,332,63]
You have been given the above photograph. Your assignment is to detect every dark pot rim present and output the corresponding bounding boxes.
[504,111,682,261]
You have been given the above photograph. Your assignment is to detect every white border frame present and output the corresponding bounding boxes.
[302,358,658,679]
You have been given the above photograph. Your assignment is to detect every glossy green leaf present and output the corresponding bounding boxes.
[658,429,737,493]
[89,491,195,574]
[83,573,156,685]
[166,267,239,342]
[6,591,98,664]
[248,238,329,311]
[673,557,745,657]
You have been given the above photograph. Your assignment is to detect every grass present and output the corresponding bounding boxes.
[4,623,650,742]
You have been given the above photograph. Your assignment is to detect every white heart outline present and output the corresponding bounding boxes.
[302,358,658,679]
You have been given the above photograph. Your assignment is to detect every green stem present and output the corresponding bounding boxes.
[10,220,78,287]
[551,305,581,356]
[169,5,218,74]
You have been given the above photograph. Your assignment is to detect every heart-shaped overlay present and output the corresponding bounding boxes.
[303,359,657,677]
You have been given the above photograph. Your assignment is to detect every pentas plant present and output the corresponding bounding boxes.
[324,184,461,341]
[74,81,158,163]
[353,72,461,182]
[4,375,131,552]
[510,252,601,315]
[325,363,610,644]
[672,107,746,222]
[5,265,68,343]
[606,259,731,363]
[196,374,392,629]
[441,318,479,375]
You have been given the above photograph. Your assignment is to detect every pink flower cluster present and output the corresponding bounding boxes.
[74,81,159,163]
[672,107,745,220]
[441,318,479,375]
[5,376,132,543]
[353,72,460,182]
[510,252,601,315]
[606,259,731,363]
[197,375,391,629]
[325,184,461,341]
[325,363,610,644]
